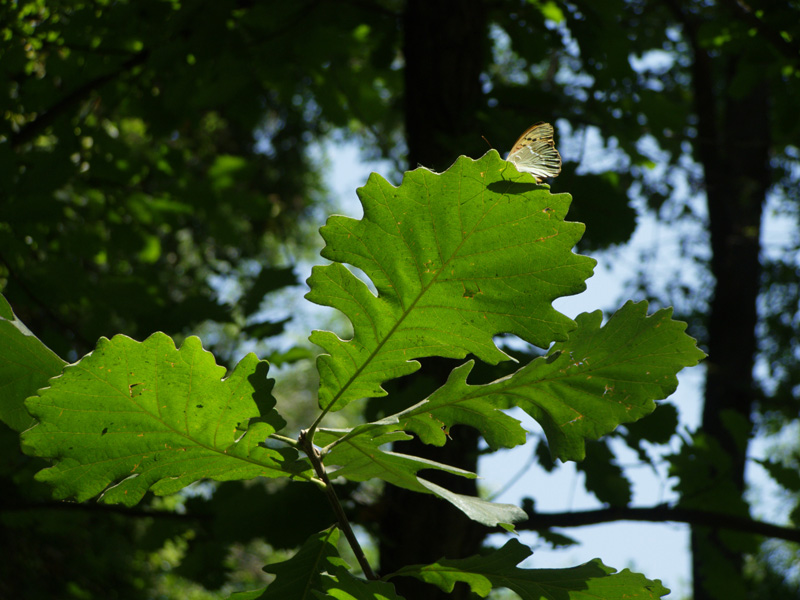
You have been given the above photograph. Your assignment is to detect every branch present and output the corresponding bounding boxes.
[0,500,205,521]
[10,49,149,151]
[518,504,800,544]
[299,429,377,580]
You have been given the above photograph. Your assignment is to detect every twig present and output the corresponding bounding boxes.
[488,442,539,501]
[299,429,377,580]
[517,504,800,544]
[0,500,206,520]
[10,50,149,151]
[268,433,300,447]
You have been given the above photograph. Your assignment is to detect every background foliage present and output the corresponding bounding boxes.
[2,1,800,599]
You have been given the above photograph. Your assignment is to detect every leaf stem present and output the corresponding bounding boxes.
[298,428,377,580]
[267,433,300,447]
[305,407,330,440]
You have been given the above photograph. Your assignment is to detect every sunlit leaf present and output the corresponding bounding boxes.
[22,332,309,506]
[495,301,706,461]
[307,150,595,413]
[329,301,704,465]
[325,361,527,452]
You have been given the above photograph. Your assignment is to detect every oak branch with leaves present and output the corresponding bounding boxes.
[4,151,705,599]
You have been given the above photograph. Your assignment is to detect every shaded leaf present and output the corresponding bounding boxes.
[391,538,669,599]
[315,428,476,491]
[316,570,405,600]
[415,478,526,529]
[620,402,680,463]
[576,440,631,506]
[307,151,595,413]
[232,527,404,600]
[230,527,348,600]
[241,266,297,316]
[0,293,66,432]
[757,458,800,493]
[315,428,525,528]
[242,317,292,340]
[259,527,350,599]
[623,402,680,447]
[22,333,309,506]
[176,480,336,587]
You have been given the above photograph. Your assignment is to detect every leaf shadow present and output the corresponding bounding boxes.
[247,361,286,432]
[487,181,546,194]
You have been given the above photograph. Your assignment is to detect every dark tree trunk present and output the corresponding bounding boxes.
[402,0,489,171]
[682,11,771,600]
[376,2,490,598]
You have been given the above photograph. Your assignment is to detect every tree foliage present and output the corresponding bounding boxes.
[3,1,800,599]
[5,152,705,598]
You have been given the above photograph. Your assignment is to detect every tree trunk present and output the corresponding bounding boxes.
[685,20,770,600]
[402,0,489,171]
[376,2,489,598]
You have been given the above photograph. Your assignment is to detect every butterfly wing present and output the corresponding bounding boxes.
[510,122,554,154]
[507,122,562,182]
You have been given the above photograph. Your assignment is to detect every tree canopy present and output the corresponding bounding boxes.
[2,1,799,599]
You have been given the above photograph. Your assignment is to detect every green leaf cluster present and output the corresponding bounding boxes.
[4,151,705,598]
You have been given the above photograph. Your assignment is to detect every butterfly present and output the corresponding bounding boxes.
[507,122,562,182]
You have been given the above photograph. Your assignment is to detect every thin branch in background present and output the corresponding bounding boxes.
[518,504,800,544]
[0,500,206,521]
[10,50,150,151]
[488,443,539,502]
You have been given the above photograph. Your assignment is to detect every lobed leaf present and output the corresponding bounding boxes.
[391,538,670,599]
[491,301,706,461]
[22,332,309,506]
[0,293,66,432]
[306,151,595,413]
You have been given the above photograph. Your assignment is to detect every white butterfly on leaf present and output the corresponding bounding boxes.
[507,122,562,182]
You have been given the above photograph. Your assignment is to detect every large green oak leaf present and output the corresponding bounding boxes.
[491,301,706,461]
[306,150,595,412]
[22,333,308,506]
